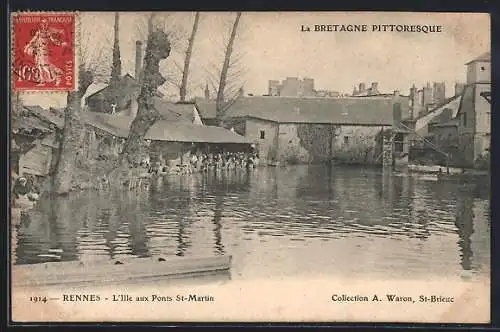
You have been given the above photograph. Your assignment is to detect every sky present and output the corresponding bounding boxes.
[19,11,490,108]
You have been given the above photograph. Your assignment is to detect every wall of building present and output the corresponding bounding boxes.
[278,123,332,163]
[457,85,476,167]
[433,82,446,103]
[474,83,491,135]
[466,61,491,84]
[280,77,300,96]
[244,118,279,161]
[245,121,384,165]
[332,125,384,164]
[19,141,53,176]
[473,83,491,166]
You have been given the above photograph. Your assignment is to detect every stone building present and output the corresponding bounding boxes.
[196,95,407,165]
[12,105,64,177]
[455,52,491,168]
[268,77,316,97]
[352,82,380,96]
[409,81,448,118]
[404,52,491,168]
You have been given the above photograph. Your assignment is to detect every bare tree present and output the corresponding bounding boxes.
[119,14,171,166]
[52,15,113,194]
[179,12,200,102]
[110,12,122,85]
[210,12,245,126]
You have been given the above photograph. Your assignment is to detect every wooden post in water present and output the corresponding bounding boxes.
[382,133,393,170]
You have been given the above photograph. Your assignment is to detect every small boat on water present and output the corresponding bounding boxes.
[267,161,281,167]
[12,255,232,288]
[437,173,490,184]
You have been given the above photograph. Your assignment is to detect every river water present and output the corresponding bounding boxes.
[12,165,490,281]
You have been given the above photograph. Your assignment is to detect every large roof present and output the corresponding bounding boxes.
[83,113,252,144]
[432,119,459,128]
[196,96,397,125]
[194,98,217,119]
[466,52,490,65]
[21,105,65,129]
[85,74,163,104]
[86,74,139,101]
[414,94,462,122]
[153,99,198,123]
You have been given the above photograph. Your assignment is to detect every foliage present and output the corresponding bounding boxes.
[296,124,337,163]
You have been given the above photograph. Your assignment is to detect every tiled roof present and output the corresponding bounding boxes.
[196,96,397,125]
[21,105,65,129]
[86,74,139,101]
[466,52,490,64]
[413,95,461,122]
[146,123,253,144]
[86,74,164,101]
[83,113,252,144]
[432,119,459,128]
[12,113,52,133]
[194,98,217,119]
[153,98,198,123]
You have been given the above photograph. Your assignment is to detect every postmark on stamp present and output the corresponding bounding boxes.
[11,12,77,92]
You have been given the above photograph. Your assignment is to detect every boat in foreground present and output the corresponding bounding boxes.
[12,255,232,288]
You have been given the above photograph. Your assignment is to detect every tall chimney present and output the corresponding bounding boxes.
[204,83,210,99]
[110,12,122,85]
[135,40,143,81]
[454,82,465,96]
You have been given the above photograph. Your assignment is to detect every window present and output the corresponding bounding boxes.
[344,136,349,144]
[260,130,265,139]
[481,66,486,71]
[463,112,467,127]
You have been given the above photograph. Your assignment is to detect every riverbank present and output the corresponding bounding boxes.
[407,164,489,176]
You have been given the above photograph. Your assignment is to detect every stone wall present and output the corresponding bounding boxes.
[332,125,383,164]
[243,118,279,161]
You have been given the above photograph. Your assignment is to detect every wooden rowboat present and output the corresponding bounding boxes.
[12,255,232,288]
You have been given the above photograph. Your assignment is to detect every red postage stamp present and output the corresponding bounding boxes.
[11,12,77,92]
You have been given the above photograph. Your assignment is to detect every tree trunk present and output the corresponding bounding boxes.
[179,12,200,102]
[52,70,93,195]
[216,12,241,125]
[119,21,171,167]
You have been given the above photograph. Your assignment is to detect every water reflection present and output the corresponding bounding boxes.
[14,165,490,280]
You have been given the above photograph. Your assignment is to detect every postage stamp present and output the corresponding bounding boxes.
[11,12,77,92]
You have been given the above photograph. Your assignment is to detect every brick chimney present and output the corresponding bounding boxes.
[422,82,433,108]
[454,82,465,96]
[359,83,366,93]
[135,40,143,81]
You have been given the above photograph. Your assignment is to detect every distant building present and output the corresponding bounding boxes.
[409,81,448,118]
[268,77,315,97]
[454,82,465,96]
[314,90,340,98]
[351,82,380,96]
